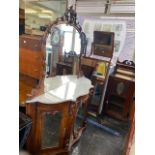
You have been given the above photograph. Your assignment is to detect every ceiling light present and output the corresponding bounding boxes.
[25,8,37,14]
[41,10,53,14]
[38,14,52,19]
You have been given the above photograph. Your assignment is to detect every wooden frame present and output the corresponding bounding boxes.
[91,31,114,58]
[42,6,87,76]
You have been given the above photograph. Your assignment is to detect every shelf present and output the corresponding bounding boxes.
[108,101,124,109]
[106,110,128,121]
[108,104,123,113]
[108,94,126,101]
[108,93,126,99]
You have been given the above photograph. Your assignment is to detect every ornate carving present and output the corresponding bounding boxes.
[123,60,135,66]
[118,60,135,67]
[43,6,87,56]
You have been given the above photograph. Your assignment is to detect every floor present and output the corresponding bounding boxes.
[70,116,129,155]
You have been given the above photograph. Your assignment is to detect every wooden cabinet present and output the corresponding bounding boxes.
[56,62,73,75]
[103,61,135,121]
[19,35,44,80]
[26,99,90,155]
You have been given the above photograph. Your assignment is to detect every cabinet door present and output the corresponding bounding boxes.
[104,76,134,120]
[26,102,70,155]
[109,77,132,98]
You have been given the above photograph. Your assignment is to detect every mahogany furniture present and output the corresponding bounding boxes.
[103,60,135,121]
[22,6,91,155]
[26,75,93,155]
[19,34,45,106]
[19,34,45,80]
[124,101,135,155]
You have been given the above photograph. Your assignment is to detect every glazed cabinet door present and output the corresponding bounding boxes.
[26,102,71,155]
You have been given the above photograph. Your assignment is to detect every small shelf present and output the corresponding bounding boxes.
[106,109,128,121]
[109,92,126,99]
[108,95,125,109]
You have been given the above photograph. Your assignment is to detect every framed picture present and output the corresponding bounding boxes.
[91,31,115,58]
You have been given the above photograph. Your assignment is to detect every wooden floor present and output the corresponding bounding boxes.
[19,74,38,106]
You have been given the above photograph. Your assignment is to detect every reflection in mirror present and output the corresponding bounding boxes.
[46,24,81,76]
[25,0,67,35]
[42,112,62,148]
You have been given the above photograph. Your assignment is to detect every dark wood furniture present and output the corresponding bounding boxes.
[56,51,78,75]
[91,31,114,57]
[124,101,135,155]
[56,62,72,75]
[19,34,45,80]
[103,60,135,121]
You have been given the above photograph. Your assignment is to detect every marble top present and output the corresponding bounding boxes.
[26,75,93,104]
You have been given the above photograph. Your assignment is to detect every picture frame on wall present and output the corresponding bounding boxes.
[91,31,115,58]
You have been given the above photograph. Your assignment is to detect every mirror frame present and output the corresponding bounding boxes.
[42,6,87,75]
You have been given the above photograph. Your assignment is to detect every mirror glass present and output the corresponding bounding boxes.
[25,0,67,35]
[45,24,81,76]
[42,112,62,148]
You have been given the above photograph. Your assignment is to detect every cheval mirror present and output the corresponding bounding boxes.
[20,1,93,155]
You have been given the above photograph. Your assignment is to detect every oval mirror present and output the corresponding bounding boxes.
[42,6,87,77]
[46,24,81,76]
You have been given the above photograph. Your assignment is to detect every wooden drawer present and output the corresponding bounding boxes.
[93,44,113,58]
[81,57,97,67]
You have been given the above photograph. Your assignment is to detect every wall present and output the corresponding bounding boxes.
[19,0,25,9]
[78,16,135,64]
